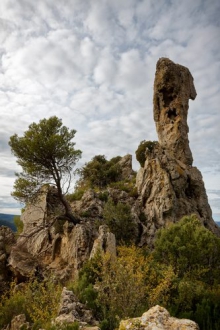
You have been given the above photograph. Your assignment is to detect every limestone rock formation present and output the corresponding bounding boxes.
[153,57,196,165]
[119,305,199,330]
[6,314,30,330]
[8,186,118,281]
[136,58,220,246]
[55,287,96,326]
[90,225,116,259]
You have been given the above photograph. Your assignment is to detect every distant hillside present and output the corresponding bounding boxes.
[0,214,17,231]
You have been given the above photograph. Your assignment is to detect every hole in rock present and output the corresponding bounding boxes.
[167,108,177,121]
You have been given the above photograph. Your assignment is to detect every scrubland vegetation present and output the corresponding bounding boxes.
[1,215,220,330]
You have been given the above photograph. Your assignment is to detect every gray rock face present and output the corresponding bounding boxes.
[90,225,116,259]
[55,287,96,326]
[119,305,199,330]
[137,58,220,246]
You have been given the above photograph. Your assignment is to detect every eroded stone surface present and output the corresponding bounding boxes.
[136,58,220,246]
[55,287,96,325]
[119,305,199,330]
[90,225,116,259]
[153,57,196,165]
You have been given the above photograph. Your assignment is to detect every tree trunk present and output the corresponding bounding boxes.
[56,180,80,225]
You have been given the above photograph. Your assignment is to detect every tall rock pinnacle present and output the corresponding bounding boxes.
[153,58,197,165]
[136,58,220,246]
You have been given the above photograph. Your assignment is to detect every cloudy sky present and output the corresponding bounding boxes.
[0,0,219,217]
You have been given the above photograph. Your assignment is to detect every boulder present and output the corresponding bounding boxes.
[119,305,199,330]
[55,287,96,325]
[7,314,30,330]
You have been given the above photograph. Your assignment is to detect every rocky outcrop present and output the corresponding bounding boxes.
[90,225,116,259]
[136,58,220,246]
[119,305,199,330]
[8,186,117,281]
[6,314,30,330]
[55,287,96,326]
[119,154,136,180]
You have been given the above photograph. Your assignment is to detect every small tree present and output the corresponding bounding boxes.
[9,116,82,223]
[77,155,122,189]
[135,140,158,167]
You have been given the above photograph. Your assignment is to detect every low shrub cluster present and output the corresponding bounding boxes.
[0,277,62,330]
[2,215,220,330]
[72,215,220,330]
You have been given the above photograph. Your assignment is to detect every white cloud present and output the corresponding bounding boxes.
[0,0,219,214]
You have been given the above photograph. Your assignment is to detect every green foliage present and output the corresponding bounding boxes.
[103,198,136,244]
[153,214,220,280]
[71,218,220,330]
[0,277,62,329]
[71,253,102,315]
[96,247,149,329]
[77,155,122,189]
[79,210,92,218]
[109,178,138,198]
[97,191,109,202]
[73,246,149,330]
[9,117,81,222]
[135,140,157,167]
[66,188,85,202]
[151,214,220,329]
[13,215,23,234]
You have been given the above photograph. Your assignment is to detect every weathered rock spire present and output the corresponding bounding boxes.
[136,58,220,246]
[153,58,197,165]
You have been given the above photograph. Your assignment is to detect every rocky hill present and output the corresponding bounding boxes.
[1,58,220,330]
[3,58,219,285]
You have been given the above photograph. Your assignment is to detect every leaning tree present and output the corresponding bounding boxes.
[9,116,82,224]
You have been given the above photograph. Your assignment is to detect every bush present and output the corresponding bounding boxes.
[135,140,158,167]
[66,188,85,202]
[109,178,138,198]
[98,191,109,202]
[77,155,122,189]
[103,198,136,244]
[150,214,220,329]
[0,278,62,329]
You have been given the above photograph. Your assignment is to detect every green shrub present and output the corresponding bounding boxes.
[77,155,122,189]
[80,210,92,218]
[98,191,109,202]
[109,178,138,198]
[0,278,62,329]
[103,198,136,244]
[66,189,85,202]
[135,140,158,167]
